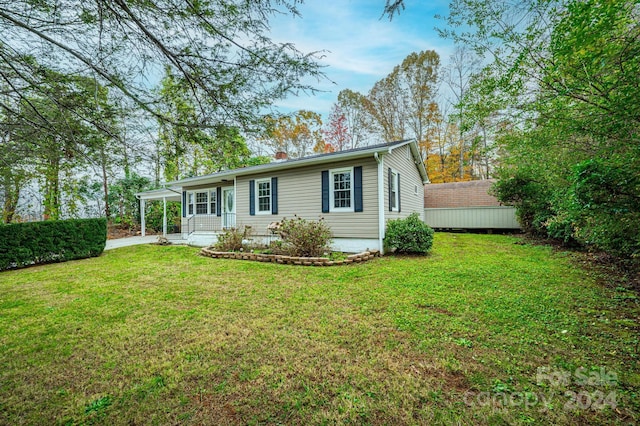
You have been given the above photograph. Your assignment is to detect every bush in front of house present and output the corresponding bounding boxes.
[277,216,332,257]
[0,218,107,271]
[214,226,252,252]
[384,213,434,255]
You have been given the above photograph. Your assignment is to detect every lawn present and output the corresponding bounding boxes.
[0,233,638,425]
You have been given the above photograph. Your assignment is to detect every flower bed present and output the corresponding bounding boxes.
[200,247,380,266]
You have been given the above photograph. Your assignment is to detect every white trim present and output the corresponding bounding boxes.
[255,178,272,215]
[329,167,354,213]
[222,187,236,228]
[390,168,399,212]
[375,152,385,255]
[186,188,218,216]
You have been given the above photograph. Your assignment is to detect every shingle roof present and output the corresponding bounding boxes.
[165,139,425,187]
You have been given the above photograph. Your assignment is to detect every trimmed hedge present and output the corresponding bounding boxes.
[0,218,107,271]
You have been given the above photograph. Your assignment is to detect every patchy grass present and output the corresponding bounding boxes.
[0,233,638,425]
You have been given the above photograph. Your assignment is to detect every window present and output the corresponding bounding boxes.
[250,177,277,216]
[331,168,353,211]
[186,189,218,215]
[210,190,217,215]
[390,169,399,212]
[188,192,194,215]
[256,179,271,213]
[194,191,208,214]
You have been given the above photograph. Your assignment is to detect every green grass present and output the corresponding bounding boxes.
[0,233,638,425]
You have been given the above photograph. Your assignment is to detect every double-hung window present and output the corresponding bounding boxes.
[330,168,353,212]
[256,179,271,214]
[209,190,217,215]
[390,170,399,211]
[187,192,195,215]
[186,190,217,215]
[195,191,208,214]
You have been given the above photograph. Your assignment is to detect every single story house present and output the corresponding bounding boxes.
[136,139,429,253]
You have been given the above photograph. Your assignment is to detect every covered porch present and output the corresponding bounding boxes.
[135,188,182,239]
[136,187,236,246]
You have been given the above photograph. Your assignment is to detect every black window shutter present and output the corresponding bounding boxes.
[388,167,393,212]
[271,177,278,215]
[182,191,187,217]
[216,187,222,216]
[321,170,329,213]
[249,180,255,216]
[354,166,363,212]
[397,173,401,212]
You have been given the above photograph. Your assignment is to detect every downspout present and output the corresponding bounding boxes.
[374,152,385,254]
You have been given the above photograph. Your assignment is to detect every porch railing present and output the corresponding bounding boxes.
[182,214,235,235]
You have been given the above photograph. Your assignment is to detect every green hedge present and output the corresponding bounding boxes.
[0,218,107,271]
[384,213,434,255]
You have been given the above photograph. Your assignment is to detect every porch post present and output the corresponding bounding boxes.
[140,198,146,237]
[162,196,167,237]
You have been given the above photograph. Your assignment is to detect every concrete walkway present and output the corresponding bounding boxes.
[104,235,159,250]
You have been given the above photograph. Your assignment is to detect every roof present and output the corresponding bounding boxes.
[136,187,182,201]
[166,139,428,187]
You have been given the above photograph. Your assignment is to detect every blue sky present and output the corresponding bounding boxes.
[269,0,454,119]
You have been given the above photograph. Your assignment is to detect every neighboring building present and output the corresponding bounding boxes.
[423,180,520,230]
[137,140,429,252]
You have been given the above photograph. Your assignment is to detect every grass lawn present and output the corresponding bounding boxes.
[0,233,638,425]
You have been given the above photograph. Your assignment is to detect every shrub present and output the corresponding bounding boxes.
[144,201,181,233]
[491,172,554,236]
[0,218,107,271]
[384,213,434,254]
[569,159,640,260]
[277,216,332,257]
[214,226,252,252]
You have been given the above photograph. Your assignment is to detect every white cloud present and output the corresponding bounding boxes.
[268,0,454,118]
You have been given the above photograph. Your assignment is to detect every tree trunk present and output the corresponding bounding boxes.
[101,147,110,219]
[43,156,61,220]
[2,177,20,223]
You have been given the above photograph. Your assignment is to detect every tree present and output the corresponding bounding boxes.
[336,89,373,148]
[398,50,440,160]
[9,71,110,220]
[322,105,349,152]
[443,0,640,260]
[364,50,440,148]
[263,110,323,159]
[0,1,323,133]
[443,46,481,180]
[365,72,408,142]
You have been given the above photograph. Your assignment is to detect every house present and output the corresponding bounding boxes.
[136,139,429,253]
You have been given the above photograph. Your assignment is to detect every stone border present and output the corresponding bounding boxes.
[199,248,380,266]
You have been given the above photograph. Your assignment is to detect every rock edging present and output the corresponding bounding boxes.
[199,248,380,266]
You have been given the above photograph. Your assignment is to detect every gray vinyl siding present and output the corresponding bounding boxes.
[383,145,424,220]
[236,158,379,239]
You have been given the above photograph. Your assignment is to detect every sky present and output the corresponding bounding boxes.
[268,0,454,120]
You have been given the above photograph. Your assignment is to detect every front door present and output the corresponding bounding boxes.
[222,188,235,228]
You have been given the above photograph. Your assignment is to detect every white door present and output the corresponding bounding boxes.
[222,188,235,228]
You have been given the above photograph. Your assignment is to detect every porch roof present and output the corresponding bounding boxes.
[135,187,182,202]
